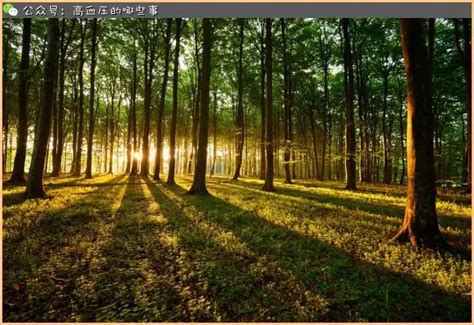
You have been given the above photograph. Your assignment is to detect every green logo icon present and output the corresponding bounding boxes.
[3,4,13,13]
[3,4,18,16]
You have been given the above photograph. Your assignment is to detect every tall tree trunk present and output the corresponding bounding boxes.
[10,18,31,183]
[85,18,98,179]
[167,18,182,185]
[2,21,10,174]
[130,50,138,175]
[233,19,245,180]
[25,19,60,198]
[189,18,212,194]
[70,77,78,173]
[188,19,202,175]
[342,18,357,190]
[319,27,330,181]
[259,19,266,180]
[108,92,116,174]
[73,21,86,177]
[125,104,132,173]
[454,18,471,192]
[262,19,275,192]
[51,20,74,177]
[154,18,172,180]
[281,18,292,184]
[392,18,445,248]
[141,20,157,177]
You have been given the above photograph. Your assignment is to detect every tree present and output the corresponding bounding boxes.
[85,18,98,179]
[188,18,212,195]
[73,20,87,177]
[25,19,60,198]
[258,19,266,180]
[232,19,245,180]
[167,18,182,185]
[140,20,159,177]
[129,47,138,175]
[342,18,357,190]
[2,20,11,174]
[153,18,172,181]
[10,18,31,183]
[392,19,445,248]
[51,19,75,177]
[262,18,274,192]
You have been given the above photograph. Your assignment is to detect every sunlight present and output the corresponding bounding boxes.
[133,151,142,161]
[162,146,170,161]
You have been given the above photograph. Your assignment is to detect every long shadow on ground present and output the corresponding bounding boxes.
[144,179,471,322]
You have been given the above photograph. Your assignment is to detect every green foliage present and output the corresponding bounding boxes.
[3,175,471,321]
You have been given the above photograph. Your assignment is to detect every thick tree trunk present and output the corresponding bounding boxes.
[153,18,172,180]
[392,18,445,248]
[342,18,357,190]
[188,18,212,194]
[85,18,98,179]
[262,19,275,192]
[167,18,182,185]
[25,19,60,198]
[10,18,31,183]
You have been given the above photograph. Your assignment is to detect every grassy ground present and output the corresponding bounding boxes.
[2,174,471,322]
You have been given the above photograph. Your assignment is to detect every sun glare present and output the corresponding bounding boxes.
[133,151,142,161]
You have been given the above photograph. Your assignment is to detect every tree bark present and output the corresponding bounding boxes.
[342,18,357,190]
[51,19,75,177]
[25,19,60,198]
[167,18,182,185]
[233,19,245,180]
[2,21,10,174]
[141,20,158,177]
[154,18,172,180]
[262,19,275,192]
[130,49,138,175]
[259,19,266,180]
[73,21,86,177]
[10,18,31,183]
[392,18,445,248]
[85,18,98,179]
[188,18,212,194]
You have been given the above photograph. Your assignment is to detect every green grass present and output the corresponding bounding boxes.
[2,174,471,322]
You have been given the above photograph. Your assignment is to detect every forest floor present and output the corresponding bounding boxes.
[2,174,472,322]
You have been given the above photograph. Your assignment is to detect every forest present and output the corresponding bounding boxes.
[2,17,472,322]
